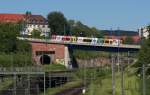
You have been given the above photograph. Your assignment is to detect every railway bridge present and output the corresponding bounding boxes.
[18,37,141,68]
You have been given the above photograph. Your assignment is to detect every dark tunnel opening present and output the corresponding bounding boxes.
[40,55,51,65]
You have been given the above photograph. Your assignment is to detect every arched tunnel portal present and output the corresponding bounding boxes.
[40,55,51,65]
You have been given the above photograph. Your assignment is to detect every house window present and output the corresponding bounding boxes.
[32,24,35,27]
[45,25,48,28]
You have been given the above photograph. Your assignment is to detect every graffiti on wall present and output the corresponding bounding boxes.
[56,59,65,65]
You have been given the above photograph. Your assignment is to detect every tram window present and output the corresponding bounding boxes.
[83,39,92,42]
[105,40,109,44]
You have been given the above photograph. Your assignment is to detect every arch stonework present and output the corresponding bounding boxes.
[31,42,66,65]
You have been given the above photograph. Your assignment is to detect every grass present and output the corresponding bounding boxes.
[85,71,150,95]
[0,78,13,91]
[42,64,67,72]
[40,67,150,95]
[0,52,33,67]
[40,80,82,95]
[40,68,111,95]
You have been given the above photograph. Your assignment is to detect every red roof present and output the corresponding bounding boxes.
[0,14,24,23]
[0,13,47,24]
[26,14,47,24]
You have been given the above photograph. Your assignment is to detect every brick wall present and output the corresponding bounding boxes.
[31,42,65,64]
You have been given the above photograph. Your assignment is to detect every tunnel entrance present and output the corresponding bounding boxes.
[40,55,51,65]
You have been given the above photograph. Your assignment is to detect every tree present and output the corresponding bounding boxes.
[47,11,68,35]
[0,23,32,67]
[68,20,103,37]
[0,23,19,52]
[136,25,150,74]
[17,40,31,52]
[31,29,41,38]
[68,20,75,28]
[91,27,104,38]
[124,36,133,44]
[0,23,31,53]
[147,25,150,38]
[25,11,32,15]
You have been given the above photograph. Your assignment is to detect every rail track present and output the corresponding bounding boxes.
[55,85,84,95]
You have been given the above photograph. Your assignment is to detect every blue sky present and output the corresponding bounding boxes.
[0,0,150,31]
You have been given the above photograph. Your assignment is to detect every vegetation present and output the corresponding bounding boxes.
[40,80,82,95]
[136,38,150,66]
[41,66,150,95]
[47,11,103,38]
[0,23,19,52]
[0,52,33,67]
[123,36,134,44]
[103,30,138,36]
[68,20,103,37]
[41,64,67,72]
[0,23,31,52]
[73,50,110,59]
[74,67,150,95]
[0,23,32,67]
[74,67,111,80]
[0,78,13,91]
[31,29,42,38]
[136,25,150,74]
[85,72,144,95]
[47,11,69,35]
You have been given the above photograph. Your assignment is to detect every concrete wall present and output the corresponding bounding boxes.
[64,46,72,68]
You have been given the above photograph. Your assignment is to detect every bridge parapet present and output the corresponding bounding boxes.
[17,37,141,49]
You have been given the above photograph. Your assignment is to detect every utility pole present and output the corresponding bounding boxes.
[44,73,46,95]
[121,58,124,95]
[143,64,146,95]
[117,50,120,72]
[82,61,86,94]
[28,73,30,95]
[117,27,120,72]
[111,54,115,95]
[128,51,130,71]
[13,73,16,95]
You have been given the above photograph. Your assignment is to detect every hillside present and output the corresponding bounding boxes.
[102,30,138,36]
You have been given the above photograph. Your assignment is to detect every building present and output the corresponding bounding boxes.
[0,13,50,37]
[23,13,50,37]
[138,27,149,39]
[0,14,24,23]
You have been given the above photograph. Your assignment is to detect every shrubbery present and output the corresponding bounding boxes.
[0,23,33,67]
[0,52,33,67]
[73,50,110,59]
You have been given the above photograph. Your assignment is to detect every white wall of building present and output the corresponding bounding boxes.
[23,24,50,37]
[138,27,149,39]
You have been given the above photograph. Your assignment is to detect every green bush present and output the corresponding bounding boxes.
[0,52,33,67]
[73,50,110,59]
[42,64,67,71]
[75,67,111,79]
